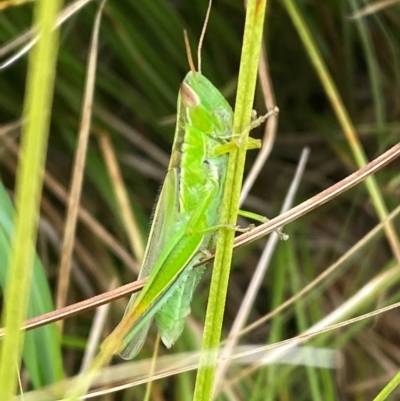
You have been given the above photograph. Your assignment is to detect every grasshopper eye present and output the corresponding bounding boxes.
[181,82,200,107]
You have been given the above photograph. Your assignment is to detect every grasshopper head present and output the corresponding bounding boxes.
[180,71,233,138]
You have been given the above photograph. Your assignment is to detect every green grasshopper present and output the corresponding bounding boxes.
[103,71,242,359]
[101,23,280,362]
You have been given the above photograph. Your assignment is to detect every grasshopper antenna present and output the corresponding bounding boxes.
[197,0,213,73]
[184,30,197,75]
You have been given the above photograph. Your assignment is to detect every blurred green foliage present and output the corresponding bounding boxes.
[1,0,400,399]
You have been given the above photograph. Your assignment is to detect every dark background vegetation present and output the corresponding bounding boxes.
[1,0,400,399]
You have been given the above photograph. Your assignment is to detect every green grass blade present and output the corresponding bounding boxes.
[0,182,64,387]
[281,0,400,261]
[0,0,62,398]
[193,1,269,400]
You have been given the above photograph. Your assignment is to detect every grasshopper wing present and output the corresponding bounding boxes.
[119,168,180,359]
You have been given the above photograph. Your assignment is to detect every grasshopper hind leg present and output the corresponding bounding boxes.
[155,256,206,348]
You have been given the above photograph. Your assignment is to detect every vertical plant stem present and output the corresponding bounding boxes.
[0,0,62,399]
[373,371,400,401]
[193,1,268,400]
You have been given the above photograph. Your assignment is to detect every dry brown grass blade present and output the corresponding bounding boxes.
[235,141,400,248]
[56,0,105,319]
[0,0,93,66]
[0,0,34,10]
[1,141,398,337]
[79,279,118,373]
[238,202,400,340]
[2,135,139,272]
[219,267,400,394]
[349,0,400,19]
[0,277,147,336]
[239,46,278,204]
[94,106,170,167]
[97,131,145,261]
[12,345,337,400]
